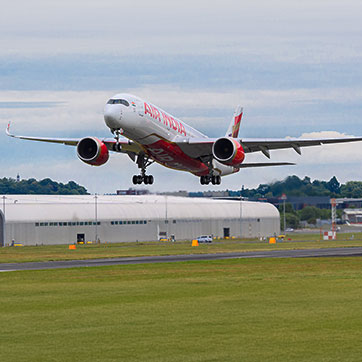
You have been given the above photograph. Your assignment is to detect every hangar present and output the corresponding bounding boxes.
[0,195,280,246]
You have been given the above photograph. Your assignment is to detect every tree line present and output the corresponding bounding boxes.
[0,177,88,195]
[234,175,362,229]
[279,204,341,230]
[239,175,362,199]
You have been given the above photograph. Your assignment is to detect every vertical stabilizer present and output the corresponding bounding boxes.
[225,106,243,138]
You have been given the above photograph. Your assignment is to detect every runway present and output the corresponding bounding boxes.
[1,247,362,272]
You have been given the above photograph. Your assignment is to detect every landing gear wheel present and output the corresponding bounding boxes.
[211,175,221,185]
[132,174,154,185]
[200,175,210,185]
[201,175,221,185]
[144,175,154,185]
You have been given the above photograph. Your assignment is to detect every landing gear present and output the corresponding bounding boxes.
[213,175,221,185]
[132,153,154,185]
[132,174,154,185]
[113,128,123,152]
[200,175,221,185]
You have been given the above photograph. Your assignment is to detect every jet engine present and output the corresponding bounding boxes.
[77,137,109,166]
[212,137,245,166]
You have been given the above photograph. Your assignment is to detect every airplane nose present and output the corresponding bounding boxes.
[104,105,122,129]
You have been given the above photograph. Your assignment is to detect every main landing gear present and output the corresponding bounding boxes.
[132,153,154,185]
[132,173,154,185]
[200,175,221,185]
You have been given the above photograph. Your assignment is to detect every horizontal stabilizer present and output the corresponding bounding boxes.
[236,162,295,169]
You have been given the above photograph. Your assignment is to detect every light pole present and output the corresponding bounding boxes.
[284,199,286,233]
[165,196,169,239]
[1,196,5,247]
[281,194,287,233]
[240,186,243,239]
[94,193,98,243]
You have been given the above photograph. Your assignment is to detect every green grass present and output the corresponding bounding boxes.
[1,258,362,361]
[1,232,362,263]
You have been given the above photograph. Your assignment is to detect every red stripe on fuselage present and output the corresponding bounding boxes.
[144,140,209,176]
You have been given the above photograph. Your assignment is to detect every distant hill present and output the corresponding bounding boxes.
[0,177,89,195]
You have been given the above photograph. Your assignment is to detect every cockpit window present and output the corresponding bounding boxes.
[107,99,129,106]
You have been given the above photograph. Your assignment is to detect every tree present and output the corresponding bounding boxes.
[286,213,300,229]
[340,182,362,198]
[298,206,320,221]
[326,176,340,194]
[281,213,300,230]
[0,178,89,195]
[278,202,295,214]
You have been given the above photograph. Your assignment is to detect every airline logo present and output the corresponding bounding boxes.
[229,112,243,138]
[227,107,243,138]
[231,112,242,138]
[144,102,187,136]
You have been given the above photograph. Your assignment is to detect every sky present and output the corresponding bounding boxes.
[1,0,362,194]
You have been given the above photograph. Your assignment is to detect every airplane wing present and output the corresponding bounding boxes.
[236,162,295,168]
[177,136,362,159]
[6,123,142,154]
[239,137,362,158]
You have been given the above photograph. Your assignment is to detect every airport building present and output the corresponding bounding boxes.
[0,195,280,246]
[342,209,362,224]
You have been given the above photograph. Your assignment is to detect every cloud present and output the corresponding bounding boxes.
[0,91,110,134]
[2,87,362,138]
[2,0,362,65]
[131,85,362,109]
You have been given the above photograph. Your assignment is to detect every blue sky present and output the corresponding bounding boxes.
[1,0,362,193]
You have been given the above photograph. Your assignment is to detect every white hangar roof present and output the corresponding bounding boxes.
[1,195,279,223]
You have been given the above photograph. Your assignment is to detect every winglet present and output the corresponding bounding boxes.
[226,106,243,138]
[6,122,12,136]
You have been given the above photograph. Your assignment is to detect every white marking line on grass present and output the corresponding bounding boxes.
[0,269,18,272]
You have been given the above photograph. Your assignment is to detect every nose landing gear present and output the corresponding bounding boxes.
[200,175,221,185]
[112,128,124,152]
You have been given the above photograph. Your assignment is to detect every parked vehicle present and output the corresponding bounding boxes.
[197,235,212,243]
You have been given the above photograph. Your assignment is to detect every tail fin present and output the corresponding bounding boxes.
[225,106,243,138]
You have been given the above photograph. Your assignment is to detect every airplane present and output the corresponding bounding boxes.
[6,93,362,185]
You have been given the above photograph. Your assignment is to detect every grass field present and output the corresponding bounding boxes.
[1,232,362,263]
[1,257,362,361]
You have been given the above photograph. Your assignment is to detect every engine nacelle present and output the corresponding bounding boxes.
[77,137,109,166]
[212,137,245,166]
